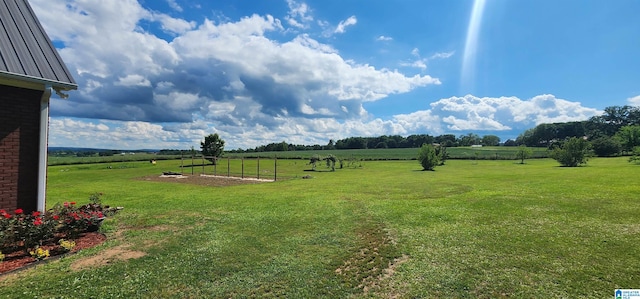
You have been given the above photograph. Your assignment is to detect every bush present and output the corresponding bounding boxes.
[550,137,591,167]
[590,136,621,157]
[630,146,640,164]
[0,193,121,253]
[418,144,440,171]
[0,209,56,251]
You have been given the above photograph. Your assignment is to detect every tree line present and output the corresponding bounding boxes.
[227,133,504,153]
[192,105,640,159]
[516,105,640,156]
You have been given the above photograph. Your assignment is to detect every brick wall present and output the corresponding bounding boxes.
[0,85,43,213]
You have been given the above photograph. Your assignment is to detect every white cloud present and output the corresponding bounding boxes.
[166,0,182,12]
[151,13,196,34]
[116,74,151,87]
[335,16,357,34]
[628,95,640,106]
[376,35,392,41]
[428,94,601,131]
[285,0,313,29]
[429,51,455,59]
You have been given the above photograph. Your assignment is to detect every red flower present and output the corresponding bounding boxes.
[70,202,76,205]
[64,202,69,207]
[33,217,43,226]
[15,208,23,214]
[52,215,60,220]
[32,211,41,217]
[2,213,10,219]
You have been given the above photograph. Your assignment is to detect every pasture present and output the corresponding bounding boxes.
[1,157,638,298]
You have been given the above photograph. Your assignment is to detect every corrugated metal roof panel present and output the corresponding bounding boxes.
[0,0,77,90]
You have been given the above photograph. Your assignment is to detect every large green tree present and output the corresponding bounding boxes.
[614,125,640,152]
[481,135,501,146]
[201,133,225,163]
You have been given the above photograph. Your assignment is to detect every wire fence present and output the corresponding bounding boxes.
[179,154,278,181]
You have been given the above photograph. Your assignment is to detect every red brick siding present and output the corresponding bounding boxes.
[0,85,43,213]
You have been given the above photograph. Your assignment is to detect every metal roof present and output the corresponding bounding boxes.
[0,0,77,91]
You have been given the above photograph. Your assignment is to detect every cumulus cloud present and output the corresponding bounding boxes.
[628,95,640,106]
[334,16,357,34]
[427,94,601,131]
[31,0,438,127]
[376,35,393,41]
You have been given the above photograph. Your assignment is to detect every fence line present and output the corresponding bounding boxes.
[179,154,278,181]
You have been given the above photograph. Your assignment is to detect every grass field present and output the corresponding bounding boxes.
[1,157,638,298]
[48,146,551,166]
[227,146,551,160]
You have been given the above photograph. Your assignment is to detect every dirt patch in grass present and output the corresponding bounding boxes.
[334,215,406,297]
[70,245,146,271]
[137,174,271,187]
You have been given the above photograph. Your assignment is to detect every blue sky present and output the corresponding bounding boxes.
[30,0,640,150]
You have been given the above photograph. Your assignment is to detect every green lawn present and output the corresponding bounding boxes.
[1,157,638,298]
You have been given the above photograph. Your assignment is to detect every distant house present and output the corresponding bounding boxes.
[0,0,77,212]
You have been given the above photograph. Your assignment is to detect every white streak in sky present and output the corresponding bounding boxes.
[461,0,486,93]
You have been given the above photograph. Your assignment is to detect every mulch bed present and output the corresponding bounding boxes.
[0,232,106,274]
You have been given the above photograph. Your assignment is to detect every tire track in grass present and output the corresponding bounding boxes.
[334,202,408,297]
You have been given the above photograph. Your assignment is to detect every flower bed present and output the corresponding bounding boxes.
[0,193,121,273]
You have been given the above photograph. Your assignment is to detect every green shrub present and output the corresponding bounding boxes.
[590,136,621,157]
[418,144,440,170]
[550,137,591,167]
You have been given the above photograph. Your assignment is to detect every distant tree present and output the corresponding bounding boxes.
[481,135,501,146]
[201,133,225,164]
[503,139,517,146]
[435,134,457,147]
[326,139,335,150]
[309,155,321,170]
[458,133,481,146]
[418,144,440,171]
[590,136,621,157]
[550,137,591,167]
[614,125,640,153]
[515,146,533,164]
[325,154,338,171]
[516,128,535,146]
[629,147,640,164]
[435,145,448,165]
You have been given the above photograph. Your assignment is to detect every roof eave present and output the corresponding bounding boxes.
[0,70,77,98]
